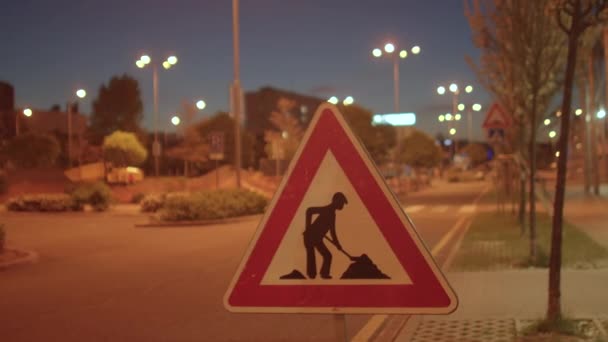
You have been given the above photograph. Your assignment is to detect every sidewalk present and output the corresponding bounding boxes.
[392,183,608,341]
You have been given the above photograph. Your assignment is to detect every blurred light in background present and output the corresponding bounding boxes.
[372,113,416,126]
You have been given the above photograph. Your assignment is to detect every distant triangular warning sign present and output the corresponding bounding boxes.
[224,104,458,314]
[482,103,512,129]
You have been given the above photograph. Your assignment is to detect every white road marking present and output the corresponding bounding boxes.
[458,204,477,213]
[404,205,425,213]
[431,205,449,213]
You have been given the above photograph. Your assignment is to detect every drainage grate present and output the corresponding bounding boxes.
[410,319,516,342]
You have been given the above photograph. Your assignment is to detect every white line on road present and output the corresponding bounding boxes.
[458,205,477,213]
[431,205,449,213]
[404,205,425,213]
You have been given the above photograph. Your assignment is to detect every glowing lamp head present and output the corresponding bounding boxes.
[328,96,339,105]
[449,83,458,93]
[411,46,421,54]
[167,56,178,65]
[23,108,33,117]
[140,55,151,64]
[437,86,446,95]
[372,48,382,57]
[399,50,408,59]
[196,100,206,110]
[171,116,181,126]
[76,89,86,99]
[384,43,395,53]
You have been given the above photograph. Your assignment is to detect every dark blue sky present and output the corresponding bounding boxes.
[1,0,490,139]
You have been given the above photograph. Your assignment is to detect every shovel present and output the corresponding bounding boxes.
[323,236,365,262]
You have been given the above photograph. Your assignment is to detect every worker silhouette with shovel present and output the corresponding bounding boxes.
[303,192,348,279]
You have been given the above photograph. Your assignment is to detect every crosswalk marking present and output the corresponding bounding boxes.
[404,205,425,213]
[458,205,477,213]
[431,205,449,213]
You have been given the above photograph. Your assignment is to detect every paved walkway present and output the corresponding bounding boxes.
[393,183,608,341]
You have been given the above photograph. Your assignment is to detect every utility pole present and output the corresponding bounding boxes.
[588,53,600,195]
[232,0,242,188]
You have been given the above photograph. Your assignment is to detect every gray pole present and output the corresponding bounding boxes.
[153,64,160,177]
[232,0,242,188]
[67,101,73,168]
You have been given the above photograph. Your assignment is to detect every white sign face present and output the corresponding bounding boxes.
[261,150,412,286]
[224,104,457,314]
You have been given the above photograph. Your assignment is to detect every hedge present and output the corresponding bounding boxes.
[141,189,268,221]
[6,194,81,212]
[69,182,112,211]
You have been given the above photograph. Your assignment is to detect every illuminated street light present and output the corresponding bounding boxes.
[465,85,473,93]
[23,108,33,117]
[556,111,562,117]
[136,60,145,68]
[438,114,445,122]
[411,46,421,54]
[455,113,462,121]
[449,128,457,135]
[140,55,151,64]
[575,108,583,116]
[384,43,395,53]
[167,56,178,65]
[196,100,207,110]
[162,61,171,69]
[171,116,181,126]
[544,118,551,126]
[597,109,606,119]
[449,83,458,93]
[549,130,557,138]
[457,103,465,111]
[399,50,408,59]
[472,103,482,111]
[343,96,354,106]
[372,48,382,57]
[555,151,560,157]
[328,96,339,105]
[76,89,86,99]
[437,86,446,95]
[445,113,453,121]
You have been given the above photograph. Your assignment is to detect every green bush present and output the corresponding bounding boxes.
[70,182,113,211]
[140,194,165,212]
[158,189,268,221]
[0,171,8,195]
[6,194,81,212]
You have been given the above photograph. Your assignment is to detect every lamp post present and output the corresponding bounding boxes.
[232,0,243,188]
[67,89,86,168]
[373,42,420,192]
[136,54,178,177]
[16,108,33,136]
[437,83,473,154]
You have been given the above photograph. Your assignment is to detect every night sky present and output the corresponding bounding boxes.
[1,0,490,139]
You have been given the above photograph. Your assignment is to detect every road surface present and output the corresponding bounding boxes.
[0,181,488,341]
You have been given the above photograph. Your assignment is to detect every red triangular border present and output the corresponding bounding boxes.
[224,105,457,313]
[482,103,512,129]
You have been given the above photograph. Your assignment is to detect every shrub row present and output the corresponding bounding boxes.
[6,194,81,212]
[6,182,113,212]
[141,189,268,221]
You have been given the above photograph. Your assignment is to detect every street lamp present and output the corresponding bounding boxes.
[136,53,178,176]
[67,89,86,168]
[343,96,354,106]
[544,118,551,126]
[16,108,33,136]
[196,100,207,110]
[23,108,32,117]
[437,82,475,149]
[372,41,421,113]
[327,96,354,106]
[171,115,181,126]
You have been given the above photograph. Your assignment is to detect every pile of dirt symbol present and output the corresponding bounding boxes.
[341,254,390,279]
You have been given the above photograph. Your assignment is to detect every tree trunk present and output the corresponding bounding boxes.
[580,81,591,194]
[548,17,580,323]
[519,126,527,233]
[529,97,538,263]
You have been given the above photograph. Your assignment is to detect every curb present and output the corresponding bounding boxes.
[0,248,38,270]
[134,214,261,228]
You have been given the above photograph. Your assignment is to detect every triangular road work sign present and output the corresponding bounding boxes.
[224,104,457,314]
[482,103,512,129]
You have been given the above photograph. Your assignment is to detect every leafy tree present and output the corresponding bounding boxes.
[165,126,209,176]
[264,97,305,162]
[90,74,144,144]
[548,0,608,324]
[465,0,568,262]
[397,130,441,169]
[192,112,255,168]
[3,133,60,168]
[461,143,488,167]
[340,105,396,165]
[102,131,147,167]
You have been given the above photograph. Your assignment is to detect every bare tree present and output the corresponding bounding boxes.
[549,0,608,323]
[465,0,567,263]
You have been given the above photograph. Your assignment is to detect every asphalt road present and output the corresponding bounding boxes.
[0,181,488,342]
